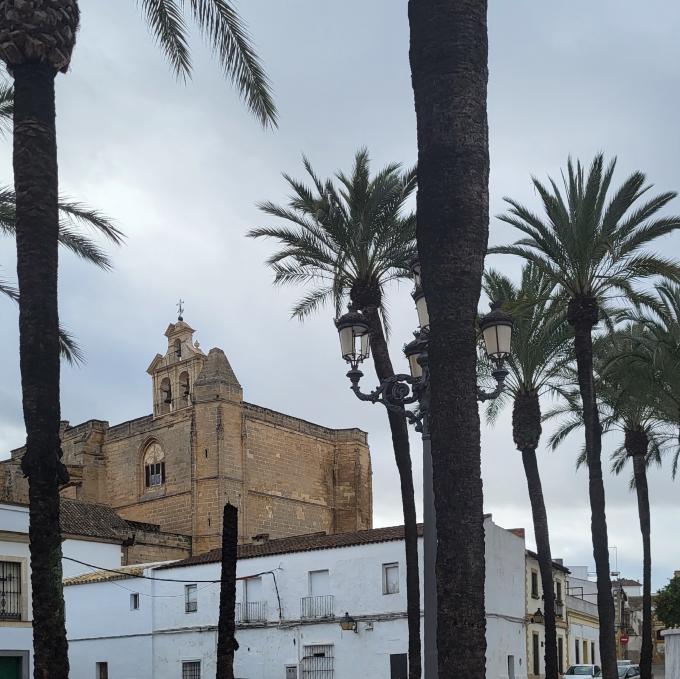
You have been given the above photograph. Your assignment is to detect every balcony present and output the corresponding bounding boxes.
[301,594,334,620]
[236,601,267,623]
[556,600,564,618]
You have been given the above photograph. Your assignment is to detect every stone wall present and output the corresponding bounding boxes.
[0,325,373,556]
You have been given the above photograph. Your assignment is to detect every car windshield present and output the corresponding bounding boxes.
[567,668,594,676]
[618,669,629,678]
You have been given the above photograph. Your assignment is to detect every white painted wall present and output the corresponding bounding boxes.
[62,538,123,579]
[64,517,530,679]
[662,629,680,678]
[0,502,125,679]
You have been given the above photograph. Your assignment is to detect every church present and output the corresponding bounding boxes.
[1,317,373,556]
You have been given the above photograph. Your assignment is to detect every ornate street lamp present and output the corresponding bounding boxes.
[334,256,513,679]
[339,611,358,633]
[334,307,370,370]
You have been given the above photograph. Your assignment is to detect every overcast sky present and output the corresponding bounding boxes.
[1,1,679,590]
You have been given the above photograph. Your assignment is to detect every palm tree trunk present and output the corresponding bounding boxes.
[13,62,69,679]
[568,297,617,679]
[513,392,558,679]
[216,503,239,679]
[409,1,490,674]
[625,432,652,679]
[363,305,422,679]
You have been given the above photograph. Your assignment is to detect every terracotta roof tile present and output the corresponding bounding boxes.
[157,524,426,570]
[59,499,131,541]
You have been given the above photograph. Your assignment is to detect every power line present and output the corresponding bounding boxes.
[63,556,279,584]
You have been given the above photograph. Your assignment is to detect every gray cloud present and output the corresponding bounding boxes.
[0,0,678,589]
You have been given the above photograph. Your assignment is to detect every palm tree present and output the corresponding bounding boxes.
[408,1,492,674]
[248,149,422,678]
[547,336,676,679]
[0,185,124,363]
[491,155,680,678]
[483,265,571,679]
[0,3,275,676]
[1,79,123,363]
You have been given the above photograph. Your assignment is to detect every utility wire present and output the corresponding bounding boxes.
[63,556,279,584]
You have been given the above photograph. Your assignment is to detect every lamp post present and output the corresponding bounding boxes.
[334,258,512,678]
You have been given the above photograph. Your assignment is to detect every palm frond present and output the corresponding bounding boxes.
[58,327,85,366]
[139,0,192,79]
[184,0,276,126]
[0,79,12,136]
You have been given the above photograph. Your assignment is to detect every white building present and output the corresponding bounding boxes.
[64,516,529,679]
[566,569,601,667]
[523,549,570,678]
[0,501,125,679]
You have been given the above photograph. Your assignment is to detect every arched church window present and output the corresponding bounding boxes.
[174,339,182,359]
[179,371,190,406]
[143,442,165,488]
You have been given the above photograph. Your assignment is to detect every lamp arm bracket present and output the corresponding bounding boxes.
[476,369,509,402]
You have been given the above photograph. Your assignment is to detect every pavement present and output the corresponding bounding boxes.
[652,665,665,679]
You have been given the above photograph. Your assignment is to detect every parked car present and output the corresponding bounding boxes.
[618,666,640,678]
[562,666,602,678]
[618,660,633,667]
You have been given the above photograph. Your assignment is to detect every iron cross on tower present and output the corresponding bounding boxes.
[177,299,184,321]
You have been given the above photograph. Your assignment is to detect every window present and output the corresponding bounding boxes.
[583,640,588,664]
[301,645,333,679]
[174,339,182,358]
[96,662,108,679]
[591,642,596,665]
[182,661,201,679]
[302,570,333,619]
[556,580,563,602]
[285,666,298,679]
[383,563,400,595]
[185,584,197,613]
[0,561,22,620]
[507,655,515,679]
[531,570,539,598]
[390,653,408,679]
[130,592,140,610]
[575,639,580,664]
[558,637,564,674]
[143,442,166,488]
[532,633,540,675]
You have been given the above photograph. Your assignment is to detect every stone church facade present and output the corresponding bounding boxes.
[1,319,373,555]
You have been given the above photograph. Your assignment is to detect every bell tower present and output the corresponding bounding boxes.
[146,313,206,417]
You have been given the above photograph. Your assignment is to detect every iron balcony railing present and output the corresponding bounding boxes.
[556,600,565,618]
[236,601,268,623]
[300,594,334,620]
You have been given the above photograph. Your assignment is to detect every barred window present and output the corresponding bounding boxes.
[182,661,201,679]
[301,645,333,679]
[0,561,21,620]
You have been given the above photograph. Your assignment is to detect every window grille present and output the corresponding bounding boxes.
[0,561,21,620]
[145,461,165,487]
[301,645,333,679]
[182,661,201,679]
[185,584,198,613]
[130,592,140,610]
[286,666,298,679]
